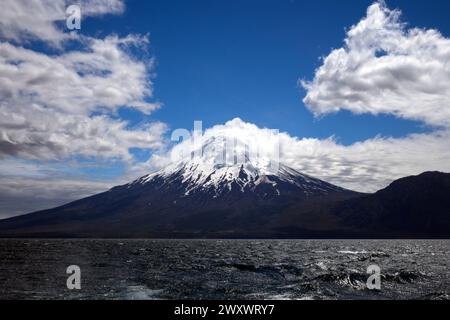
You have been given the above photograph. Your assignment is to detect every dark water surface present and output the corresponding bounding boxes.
[0,240,448,300]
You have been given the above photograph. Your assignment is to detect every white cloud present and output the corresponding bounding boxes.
[302,1,450,128]
[0,5,164,161]
[0,0,124,46]
[0,35,159,115]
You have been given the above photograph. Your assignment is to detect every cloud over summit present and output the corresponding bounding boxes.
[148,118,450,193]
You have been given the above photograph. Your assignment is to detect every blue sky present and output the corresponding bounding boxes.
[81,0,450,145]
[2,0,450,217]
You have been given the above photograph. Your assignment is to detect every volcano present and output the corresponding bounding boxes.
[0,136,358,238]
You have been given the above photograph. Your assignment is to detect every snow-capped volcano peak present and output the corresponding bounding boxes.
[133,135,346,198]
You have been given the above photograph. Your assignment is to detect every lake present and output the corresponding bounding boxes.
[0,239,448,300]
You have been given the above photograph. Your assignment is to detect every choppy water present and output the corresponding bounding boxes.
[0,240,448,300]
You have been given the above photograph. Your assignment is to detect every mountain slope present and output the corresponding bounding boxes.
[0,137,357,238]
[332,172,450,238]
[0,163,356,238]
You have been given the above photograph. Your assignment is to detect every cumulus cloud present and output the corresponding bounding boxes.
[302,1,450,128]
[0,3,164,161]
[0,0,124,46]
[0,35,159,115]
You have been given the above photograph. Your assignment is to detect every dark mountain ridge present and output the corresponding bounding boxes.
[331,171,450,238]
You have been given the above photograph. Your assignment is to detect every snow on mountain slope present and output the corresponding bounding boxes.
[129,136,347,199]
